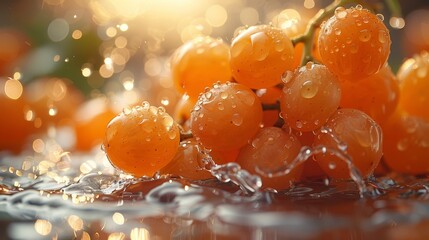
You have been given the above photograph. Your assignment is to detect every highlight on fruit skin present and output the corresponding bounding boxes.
[396,51,429,122]
[382,111,429,175]
[318,5,391,80]
[103,102,180,177]
[236,127,303,190]
[190,81,263,152]
[170,36,231,100]
[230,24,295,89]
[280,62,341,132]
[313,108,383,180]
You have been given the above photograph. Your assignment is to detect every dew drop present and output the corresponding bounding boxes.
[281,71,294,84]
[328,162,336,170]
[296,120,303,129]
[274,39,285,52]
[355,4,363,10]
[232,113,243,126]
[376,14,384,21]
[205,92,213,99]
[168,130,177,140]
[305,61,314,70]
[217,102,225,110]
[397,139,409,151]
[334,7,347,19]
[300,80,318,99]
[220,92,228,99]
[162,115,174,128]
[334,28,341,36]
[359,29,371,42]
[123,106,132,115]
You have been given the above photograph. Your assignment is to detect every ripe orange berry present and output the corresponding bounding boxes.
[318,6,391,80]
[230,25,295,89]
[280,63,341,132]
[236,127,303,190]
[104,103,180,177]
[397,51,429,121]
[383,111,429,174]
[191,82,262,151]
[159,139,213,180]
[340,65,400,123]
[74,97,117,151]
[314,109,383,179]
[170,36,231,100]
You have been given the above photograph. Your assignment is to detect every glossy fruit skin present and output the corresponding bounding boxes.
[104,104,180,177]
[236,127,303,190]
[191,82,262,151]
[230,25,295,89]
[340,65,400,123]
[397,51,429,121]
[383,111,429,174]
[314,109,383,180]
[170,36,231,100]
[280,63,341,132]
[159,139,213,180]
[318,7,391,80]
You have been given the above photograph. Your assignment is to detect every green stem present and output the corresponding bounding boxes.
[384,0,402,18]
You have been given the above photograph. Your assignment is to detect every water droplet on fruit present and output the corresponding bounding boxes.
[334,28,341,35]
[305,61,314,70]
[123,107,132,115]
[397,139,409,151]
[417,66,428,78]
[274,39,285,52]
[220,92,228,100]
[351,10,359,18]
[296,120,303,129]
[231,113,243,126]
[168,130,177,140]
[335,7,347,19]
[300,80,318,99]
[162,115,174,128]
[217,102,224,110]
[141,119,153,133]
[205,92,213,99]
[328,162,336,169]
[376,14,384,21]
[359,29,371,42]
[141,101,150,109]
[355,20,362,26]
[356,4,363,10]
[281,71,293,84]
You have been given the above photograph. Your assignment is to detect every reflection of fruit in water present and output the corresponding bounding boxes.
[26,77,84,130]
[0,78,34,153]
[74,97,117,151]
[0,29,30,75]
